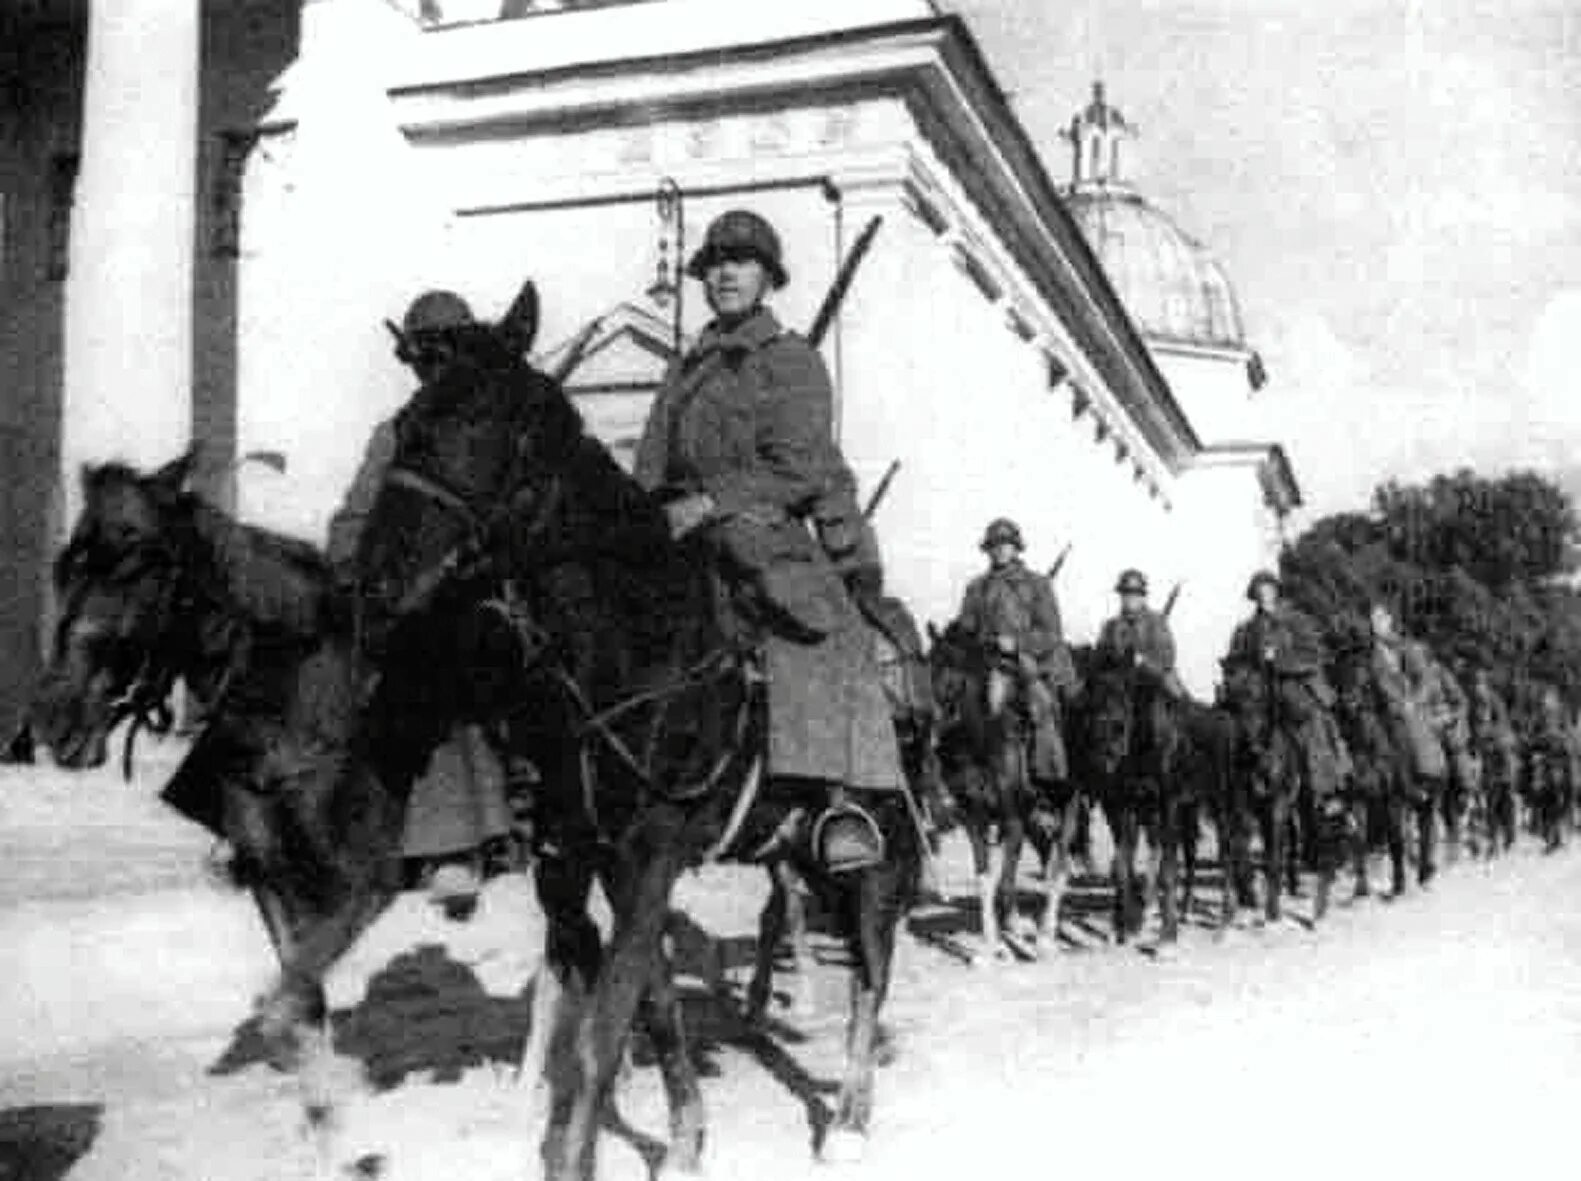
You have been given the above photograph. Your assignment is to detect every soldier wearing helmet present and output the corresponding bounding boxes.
[1095,568,1185,700]
[326,289,480,573]
[632,208,902,874]
[1224,569,1352,801]
[324,287,513,915]
[951,517,1078,784]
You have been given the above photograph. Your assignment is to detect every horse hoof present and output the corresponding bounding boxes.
[821,1130,867,1166]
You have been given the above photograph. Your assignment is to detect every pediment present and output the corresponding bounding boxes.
[535,300,682,391]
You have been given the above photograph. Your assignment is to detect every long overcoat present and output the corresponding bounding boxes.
[955,559,1079,694]
[1370,635,1447,780]
[632,307,902,791]
[1225,604,1350,795]
[1096,607,1177,674]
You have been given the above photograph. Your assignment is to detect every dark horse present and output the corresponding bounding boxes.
[926,620,1083,960]
[1078,651,1190,945]
[339,317,921,1179]
[1330,643,1427,899]
[28,455,389,1125]
[1217,658,1309,924]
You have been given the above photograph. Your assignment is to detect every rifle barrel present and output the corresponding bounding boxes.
[862,459,902,520]
[808,215,883,349]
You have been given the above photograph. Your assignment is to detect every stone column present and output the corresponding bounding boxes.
[62,0,200,514]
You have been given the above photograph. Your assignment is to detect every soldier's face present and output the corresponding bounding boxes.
[1254,585,1278,612]
[704,256,771,320]
[1120,592,1146,615]
[987,542,1019,568]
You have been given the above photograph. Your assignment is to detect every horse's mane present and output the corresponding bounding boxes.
[184,498,335,636]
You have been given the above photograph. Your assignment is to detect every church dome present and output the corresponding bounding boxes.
[1060,83,1247,350]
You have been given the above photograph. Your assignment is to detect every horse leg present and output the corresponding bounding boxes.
[975,818,1006,963]
[1109,805,1138,943]
[638,944,706,1177]
[546,837,685,1181]
[1442,775,1463,866]
[823,847,906,1164]
[999,810,1029,946]
[746,864,788,1024]
[1284,803,1303,899]
[1156,804,1182,946]
[1417,782,1439,886]
[519,857,601,1099]
[778,862,817,1017]
[1350,796,1372,900]
[1036,790,1076,946]
[1262,798,1285,924]
[1180,800,1200,926]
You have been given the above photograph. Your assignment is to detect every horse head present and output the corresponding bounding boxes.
[1083,660,1140,780]
[357,323,585,630]
[33,452,203,768]
[925,620,991,735]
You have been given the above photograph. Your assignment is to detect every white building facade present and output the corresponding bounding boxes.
[0,0,1297,728]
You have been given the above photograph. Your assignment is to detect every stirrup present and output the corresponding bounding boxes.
[812,800,886,875]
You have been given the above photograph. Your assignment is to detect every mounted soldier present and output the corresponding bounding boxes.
[1468,667,1518,774]
[1223,570,1351,802]
[632,208,905,874]
[1468,665,1520,851]
[951,517,1078,787]
[1094,569,1186,701]
[1366,601,1448,783]
[327,288,518,915]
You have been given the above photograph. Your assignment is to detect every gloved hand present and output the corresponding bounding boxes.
[845,563,884,600]
[995,633,1018,656]
[663,493,717,540]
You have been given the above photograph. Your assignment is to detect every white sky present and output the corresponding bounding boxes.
[948,0,1581,524]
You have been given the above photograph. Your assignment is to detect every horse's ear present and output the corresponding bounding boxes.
[497,279,540,358]
[926,621,941,645]
[151,447,200,496]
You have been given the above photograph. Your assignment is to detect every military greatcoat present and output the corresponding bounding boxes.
[1372,635,1448,780]
[955,559,1079,694]
[1096,607,1177,678]
[632,307,902,791]
[1225,603,1351,796]
[954,557,1076,781]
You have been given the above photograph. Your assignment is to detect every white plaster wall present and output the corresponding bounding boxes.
[1170,462,1278,698]
[233,0,457,542]
[1152,346,1263,445]
[835,202,1181,644]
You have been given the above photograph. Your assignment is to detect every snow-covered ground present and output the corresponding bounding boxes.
[3,753,1579,1181]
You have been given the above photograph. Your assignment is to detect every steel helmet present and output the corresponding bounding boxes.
[401,290,475,339]
[1116,568,1149,596]
[1245,569,1282,601]
[685,209,789,289]
[980,518,1025,552]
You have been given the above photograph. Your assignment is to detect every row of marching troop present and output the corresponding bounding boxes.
[13,206,1578,1180]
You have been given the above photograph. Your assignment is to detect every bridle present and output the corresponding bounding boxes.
[57,533,248,778]
[377,424,764,855]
